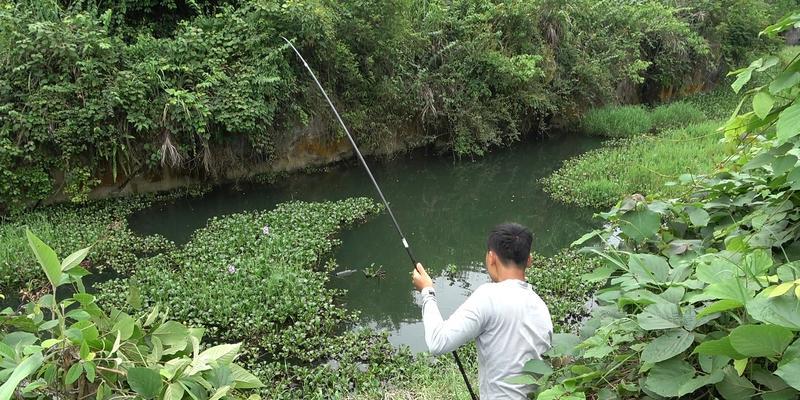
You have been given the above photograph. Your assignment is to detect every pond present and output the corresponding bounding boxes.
[129,133,602,352]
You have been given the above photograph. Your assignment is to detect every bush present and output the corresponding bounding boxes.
[580,106,653,138]
[0,0,784,211]
[0,198,173,295]
[650,101,707,131]
[0,230,263,399]
[544,121,726,207]
[516,17,800,399]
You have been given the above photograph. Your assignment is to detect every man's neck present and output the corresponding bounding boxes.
[494,266,526,282]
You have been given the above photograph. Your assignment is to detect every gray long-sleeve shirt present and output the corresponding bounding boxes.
[420,279,553,399]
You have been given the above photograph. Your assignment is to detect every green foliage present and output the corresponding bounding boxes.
[650,101,707,131]
[544,121,726,207]
[528,251,602,331]
[0,0,785,211]
[0,197,173,295]
[0,230,263,399]
[515,17,800,399]
[580,106,653,138]
[91,198,428,398]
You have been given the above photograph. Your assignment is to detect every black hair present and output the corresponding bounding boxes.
[487,223,533,268]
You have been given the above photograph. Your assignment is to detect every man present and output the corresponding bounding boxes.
[412,223,553,399]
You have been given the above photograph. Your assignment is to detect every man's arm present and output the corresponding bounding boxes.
[413,263,485,355]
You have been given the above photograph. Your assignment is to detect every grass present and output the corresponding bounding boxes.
[580,105,653,138]
[581,101,707,138]
[543,121,726,208]
[650,101,707,131]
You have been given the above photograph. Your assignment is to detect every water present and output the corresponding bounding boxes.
[129,133,602,352]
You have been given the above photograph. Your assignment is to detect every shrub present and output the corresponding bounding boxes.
[544,121,726,207]
[515,17,800,399]
[580,106,653,138]
[650,101,707,131]
[0,230,263,399]
[0,198,173,295]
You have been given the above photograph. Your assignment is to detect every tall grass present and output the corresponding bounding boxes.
[650,101,707,131]
[580,105,653,138]
[543,121,726,207]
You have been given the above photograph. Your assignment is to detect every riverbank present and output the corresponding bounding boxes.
[2,1,792,213]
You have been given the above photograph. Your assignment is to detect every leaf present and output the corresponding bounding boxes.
[769,70,800,94]
[61,246,92,272]
[545,333,580,357]
[164,382,185,400]
[731,68,753,93]
[716,366,756,400]
[733,358,748,376]
[776,357,800,390]
[685,206,710,227]
[777,104,800,143]
[697,299,742,317]
[505,374,536,385]
[693,337,746,359]
[637,303,682,330]
[521,359,553,376]
[25,229,61,288]
[65,363,82,385]
[0,353,43,400]
[209,386,231,400]
[729,324,793,357]
[126,367,163,399]
[188,343,241,375]
[769,282,795,298]
[628,254,670,283]
[753,91,775,120]
[581,265,617,283]
[640,329,694,363]
[773,155,798,176]
[84,361,96,383]
[620,209,660,242]
[644,357,695,397]
[678,370,725,397]
[112,314,135,341]
[747,294,800,330]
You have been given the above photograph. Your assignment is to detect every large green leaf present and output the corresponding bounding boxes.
[619,209,660,242]
[747,294,800,330]
[25,229,61,288]
[777,104,800,142]
[685,206,710,227]
[716,367,756,400]
[229,364,264,389]
[0,353,43,400]
[753,91,775,120]
[628,254,669,284]
[127,367,163,399]
[637,303,682,330]
[60,246,92,272]
[776,358,800,391]
[693,336,746,359]
[644,357,695,397]
[769,70,800,94]
[640,329,694,363]
[729,324,793,357]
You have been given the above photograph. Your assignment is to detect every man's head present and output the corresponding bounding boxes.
[485,223,533,282]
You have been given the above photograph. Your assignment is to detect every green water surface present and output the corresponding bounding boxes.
[130,133,601,352]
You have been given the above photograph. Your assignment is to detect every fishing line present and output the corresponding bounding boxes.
[282,37,478,400]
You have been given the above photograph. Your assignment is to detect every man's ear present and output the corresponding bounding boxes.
[526,254,532,268]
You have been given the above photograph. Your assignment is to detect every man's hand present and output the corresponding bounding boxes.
[412,263,433,291]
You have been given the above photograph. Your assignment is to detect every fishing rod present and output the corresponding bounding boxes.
[282,37,478,400]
